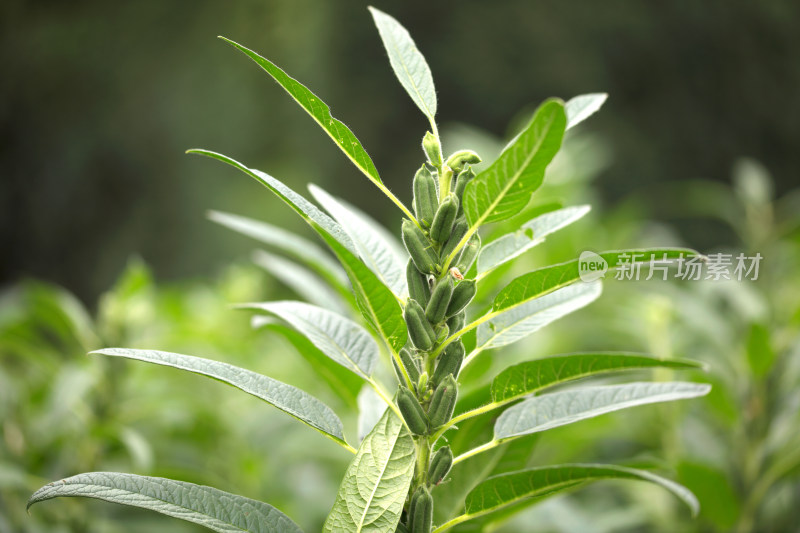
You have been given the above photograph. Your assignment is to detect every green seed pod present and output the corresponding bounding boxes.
[430,194,459,244]
[422,131,442,168]
[428,374,458,429]
[397,386,428,435]
[417,371,428,393]
[428,446,454,486]
[440,217,468,261]
[404,299,436,351]
[446,279,476,318]
[433,340,465,385]
[446,311,465,334]
[453,166,476,208]
[412,165,439,228]
[402,220,438,275]
[445,150,482,173]
[409,486,433,533]
[455,233,481,273]
[406,260,432,306]
[398,346,421,384]
[425,275,454,324]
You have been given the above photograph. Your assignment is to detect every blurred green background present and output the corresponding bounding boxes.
[2,1,799,532]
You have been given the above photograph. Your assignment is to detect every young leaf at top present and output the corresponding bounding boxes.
[461,99,566,231]
[324,410,416,532]
[310,184,407,297]
[252,250,350,315]
[368,7,437,122]
[435,464,698,531]
[475,280,602,352]
[477,205,591,276]
[218,37,414,220]
[238,301,379,379]
[494,381,711,441]
[91,348,351,451]
[208,210,348,289]
[28,473,303,533]
[565,93,608,130]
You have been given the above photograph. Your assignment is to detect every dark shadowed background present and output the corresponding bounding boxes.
[2,0,798,303]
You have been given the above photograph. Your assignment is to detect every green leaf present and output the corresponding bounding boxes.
[91,348,350,450]
[357,385,388,442]
[252,250,349,314]
[477,205,590,276]
[438,464,698,530]
[476,281,602,352]
[495,381,711,441]
[463,99,566,227]
[493,248,698,312]
[491,353,705,403]
[188,150,356,254]
[368,7,437,120]
[565,93,608,130]
[218,38,380,186]
[189,150,407,353]
[318,230,408,354]
[310,184,407,297]
[323,409,416,532]
[28,472,303,533]
[208,210,348,288]
[238,301,379,379]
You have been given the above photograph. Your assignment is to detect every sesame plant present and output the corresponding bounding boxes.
[29,8,712,533]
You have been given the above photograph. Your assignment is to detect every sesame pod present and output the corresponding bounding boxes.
[412,165,439,228]
[428,374,458,429]
[428,446,454,486]
[409,486,433,533]
[402,219,438,275]
[404,299,436,351]
[397,386,429,435]
[425,275,454,324]
[417,372,428,393]
[446,280,476,318]
[430,194,459,244]
[446,311,465,334]
[455,233,481,273]
[422,131,442,168]
[440,218,469,261]
[406,260,432,306]
[453,166,476,211]
[445,150,482,173]
[433,341,465,385]
[398,346,421,384]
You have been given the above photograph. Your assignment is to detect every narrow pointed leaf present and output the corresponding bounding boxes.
[188,150,356,254]
[91,348,348,448]
[477,205,590,275]
[495,381,711,440]
[323,410,416,532]
[28,473,303,533]
[493,248,698,312]
[218,37,382,188]
[491,353,705,403]
[238,301,379,379]
[310,184,406,296]
[189,150,406,352]
[208,210,348,287]
[446,464,698,529]
[477,281,602,351]
[565,93,608,130]
[252,251,349,314]
[463,99,566,227]
[318,230,408,353]
[368,7,437,120]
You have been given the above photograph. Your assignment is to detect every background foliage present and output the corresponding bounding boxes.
[2,1,799,532]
